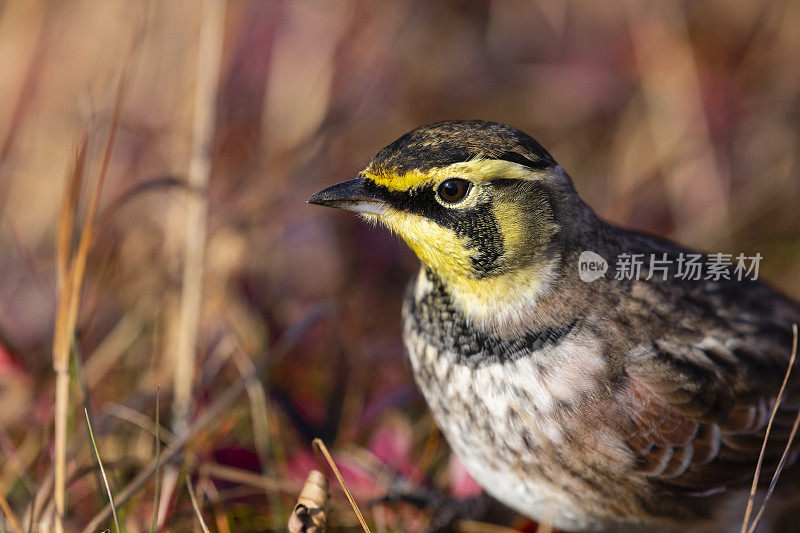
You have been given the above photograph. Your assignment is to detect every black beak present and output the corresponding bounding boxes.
[307,177,387,214]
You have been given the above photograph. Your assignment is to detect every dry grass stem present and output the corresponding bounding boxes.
[50,18,140,530]
[0,491,22,533]
[104,403,174,444]
[161,0,226,523]
[748,405,800,533]
[149,389,162,533]
[741,324,798,533]
[84,310,146,389]
[231,346,273,469]
[186,475,211,533]
[0,425,35,493]
[171,0,226,436]
[231,345,285,530]
[80,352,273,533]
[312,438,371,533]
[745,324,799,533]
[84,408,119,533]
[199,463,300,495]
[51,134,86,533]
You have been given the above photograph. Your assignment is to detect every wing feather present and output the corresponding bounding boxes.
[623,327,799,493]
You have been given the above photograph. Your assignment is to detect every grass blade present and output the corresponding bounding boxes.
[84,408,119,533]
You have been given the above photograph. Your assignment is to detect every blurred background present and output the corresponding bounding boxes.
[0,0,798,531]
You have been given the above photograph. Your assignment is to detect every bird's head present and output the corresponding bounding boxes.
[308,120,588,319]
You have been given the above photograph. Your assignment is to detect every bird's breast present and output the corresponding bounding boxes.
[400,271,629,530]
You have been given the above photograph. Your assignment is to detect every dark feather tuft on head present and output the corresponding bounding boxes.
[369,120,557,175]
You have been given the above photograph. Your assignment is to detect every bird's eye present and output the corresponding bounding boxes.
[436,178,471,204]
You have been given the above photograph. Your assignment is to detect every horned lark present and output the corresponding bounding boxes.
[308,120,800,531]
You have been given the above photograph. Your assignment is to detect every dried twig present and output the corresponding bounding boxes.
[312,438,370,533]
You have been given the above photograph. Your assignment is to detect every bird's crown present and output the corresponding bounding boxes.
[365,120,556,189]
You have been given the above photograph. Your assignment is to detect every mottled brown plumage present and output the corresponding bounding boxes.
[309,120,800,531]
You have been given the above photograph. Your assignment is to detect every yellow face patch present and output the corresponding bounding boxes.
[361,158,559,310]
[364,158,544,192]
[361,208,477,279]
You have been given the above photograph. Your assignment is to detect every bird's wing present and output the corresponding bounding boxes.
[621,281,800,493]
